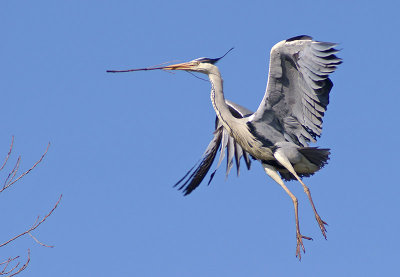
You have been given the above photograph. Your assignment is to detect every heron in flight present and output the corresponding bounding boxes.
[108,35,341,259]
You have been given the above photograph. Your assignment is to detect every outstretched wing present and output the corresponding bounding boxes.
[250,35,341,146]
[174,101,253,195]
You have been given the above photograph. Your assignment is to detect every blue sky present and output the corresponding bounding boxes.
[1,0,399,276]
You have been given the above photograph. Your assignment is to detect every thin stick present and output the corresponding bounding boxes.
[28,232,54,248]
[2,157,21,190]
[0,256,19,275]
[7,249,30,277]
[106,60,181,73]
[0,194,62,248]
[107,66,168,73]
[0,261,20,276]
[0,136,14,171]
[0,143,50,193]
[0,256,19,266]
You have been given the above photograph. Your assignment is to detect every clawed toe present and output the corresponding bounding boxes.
[295,233,312,260]
[316,216,328,239]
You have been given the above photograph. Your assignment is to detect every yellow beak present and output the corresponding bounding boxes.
[162,61,196,71]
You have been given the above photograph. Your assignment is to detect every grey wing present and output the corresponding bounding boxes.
[174,100,253,195]
[250,35,342,146]
[211,100,253,178]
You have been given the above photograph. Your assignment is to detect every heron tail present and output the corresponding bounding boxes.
[277,147,330,181]
[298,147,330,169]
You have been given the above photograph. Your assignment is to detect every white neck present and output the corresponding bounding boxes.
[208,71,237,133]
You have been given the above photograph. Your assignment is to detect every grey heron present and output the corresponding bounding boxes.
[107,35,341,260]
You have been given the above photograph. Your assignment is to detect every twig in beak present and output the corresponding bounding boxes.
[106,60,182,73]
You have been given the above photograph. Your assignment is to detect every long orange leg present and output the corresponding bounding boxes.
[274,151,328,239]
[263,164,312,260]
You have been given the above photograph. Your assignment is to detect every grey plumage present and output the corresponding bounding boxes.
[174,101,253,195]
[251,37,341,146]
[108,35,341,260]
[169,36,341,259]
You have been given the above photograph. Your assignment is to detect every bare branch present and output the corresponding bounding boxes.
[2,157,20,191]
[0,139,58,276]
[0,194,62,248]
[7,142,49,186]
[0,256,18,266]
[0,143,50,193]
[0,256,19,275]
[28,233,54,248]
[0,137,14,172]
[0,262,20,276]
[4,249,30,277]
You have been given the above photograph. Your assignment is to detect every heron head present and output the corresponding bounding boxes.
[161,57,220,74]
[152,48,234,74]
[107,48,233,75]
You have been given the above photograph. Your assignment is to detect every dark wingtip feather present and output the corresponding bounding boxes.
[225,137,235,178]
[174,127,223,196]
[173,163,197,188]
[234,143,243,177]
[286,35,313,42]
[207,171,216,185]
[243,152,252,170]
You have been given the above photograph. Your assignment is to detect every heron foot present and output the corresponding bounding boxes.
[316,215,328,239]
[296,232,312,261]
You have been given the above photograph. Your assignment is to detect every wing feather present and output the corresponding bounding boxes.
[234,142,243,176]
[251,36,341,146]
[174,101,253,195]
[226,136,235,177]
[173,127,223,195]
